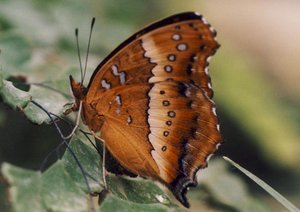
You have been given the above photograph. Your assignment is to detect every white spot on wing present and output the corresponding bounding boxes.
[204,67,209,75]
[217,124,220,131]
[206,153,214,163]
[115,95,122,105]
[112,64,119,76]
[212,107,217,116]
[201,17,209,25]
[120,72,126,84]
[185,88,192,97]
[172,34,181,41]
[195,12,202,16]
[164,65,172,73]
[206,56,212,63]
[208,82,212,89]
[111,64,126,85]
[177,43,188,51]
[168,54,176,61]
[127,115,132,124]
[101,79,111,89]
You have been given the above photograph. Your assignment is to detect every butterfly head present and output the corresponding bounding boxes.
[69,75,87,111]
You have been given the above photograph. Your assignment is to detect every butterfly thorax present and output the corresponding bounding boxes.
[69,75,105,132]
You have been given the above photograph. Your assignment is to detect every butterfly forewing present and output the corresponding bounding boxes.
[79,12,221,208]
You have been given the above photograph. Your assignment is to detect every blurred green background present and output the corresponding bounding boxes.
[0,0,299,211]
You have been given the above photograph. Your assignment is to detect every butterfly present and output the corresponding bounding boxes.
[69,12,222,208]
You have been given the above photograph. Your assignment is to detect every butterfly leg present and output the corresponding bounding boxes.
[91,131,108,189]
[63,100,83,139]
[102,141,108,189]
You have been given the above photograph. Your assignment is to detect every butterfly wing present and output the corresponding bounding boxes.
[82,12,221,208]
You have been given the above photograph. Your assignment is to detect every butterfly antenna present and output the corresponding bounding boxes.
[82,17,95,84]
[75,28,84,83]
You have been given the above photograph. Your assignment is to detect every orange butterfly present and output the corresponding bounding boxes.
[69,12,222,208]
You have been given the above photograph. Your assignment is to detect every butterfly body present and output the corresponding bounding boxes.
[70,12,221,208]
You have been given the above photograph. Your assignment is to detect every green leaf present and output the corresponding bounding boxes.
[107,176,172,205]
[23,86,69,124]
[1,137,99,212]
[1,136,179,211]
[2,166,44,212]
[100,194,172,212]
[0,72,31,110]
[0,70,69,124]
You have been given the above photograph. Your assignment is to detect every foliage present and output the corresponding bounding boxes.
[1,137,178,211]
